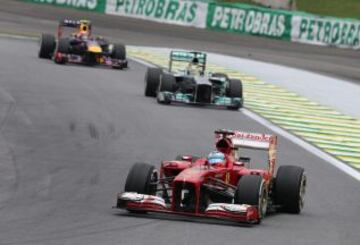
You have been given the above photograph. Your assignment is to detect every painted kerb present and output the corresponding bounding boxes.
[24,0,106,12]
[206,2,292,40]
[105,0,208,28]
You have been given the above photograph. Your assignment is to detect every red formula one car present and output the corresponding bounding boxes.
[115,129,307,224]
[38,19,127,69]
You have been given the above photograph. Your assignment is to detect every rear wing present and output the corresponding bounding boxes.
[215,129,277,175]
[60,19,82,28]
[57,19,92,38]
[169,50,206,73]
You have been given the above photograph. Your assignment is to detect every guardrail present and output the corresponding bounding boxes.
[24,0,360,49]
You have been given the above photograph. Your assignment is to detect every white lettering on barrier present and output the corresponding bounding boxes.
[33,0,98,10]
[209,6,287,38]
[105,0,208,28]
[291,15,360,49]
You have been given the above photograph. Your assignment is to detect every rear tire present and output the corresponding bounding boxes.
[234,175,268,224]
[54,38,70,64]
[145,68,162,97]
[159,74,176,92]
[38,33,55,59]
[57,38,70,53]
[275,165,306,214]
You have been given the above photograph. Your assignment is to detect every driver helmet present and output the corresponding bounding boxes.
[191,57,199,65]
[186,57,200,75]
[207,151,225,166]
[78,20,91,36]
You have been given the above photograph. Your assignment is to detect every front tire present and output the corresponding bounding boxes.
[124,162,158,195]
[275,165,306,214]
[111,43,126,60]
[145,68,162,97]
[124,162,158,214]
[235,175,268,224]
[227,79,243,98]
[226,79,243,110]
[111,43,127,69]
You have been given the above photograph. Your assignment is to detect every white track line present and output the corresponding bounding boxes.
[131,55,360,182]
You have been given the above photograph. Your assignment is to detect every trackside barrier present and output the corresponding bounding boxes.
[206,2,292,41]
[105,0,208,27]
[24,0,106,12]
[23,0,360,49]
[291,14,360,49]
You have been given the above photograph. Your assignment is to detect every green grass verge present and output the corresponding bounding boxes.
[297,0,360,19]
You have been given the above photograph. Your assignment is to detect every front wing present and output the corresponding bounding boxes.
[157,91,242,109]
[55,52,128,68]
[115,192,259,224]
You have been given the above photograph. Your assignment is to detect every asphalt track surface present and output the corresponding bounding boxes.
[0,1,359,245]
[0,0,359,83]
[0,37,359,245]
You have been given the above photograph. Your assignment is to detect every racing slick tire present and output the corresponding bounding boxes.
[274,165,306,214]
[159,74,176,92]
[226,79,243,110]
[111,44,127,69]
[145,68,162,97]
[124,162,158,195]
[124,162,158,214]
[227,79,243,98]
[111,44,126,60]
[54,38,70,64]
[235,175,268,224]
[38,33,56,59]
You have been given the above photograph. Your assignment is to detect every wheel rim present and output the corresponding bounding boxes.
[150,169,158,184]
[258,182,268,218]
[149,169,159,194]
[298,174,307,210]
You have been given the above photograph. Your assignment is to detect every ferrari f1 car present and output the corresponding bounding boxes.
[38,19,127,69]
[144,51,243,110]
[115,129,307,224]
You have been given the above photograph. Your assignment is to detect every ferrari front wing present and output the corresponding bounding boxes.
[115,192,259,224]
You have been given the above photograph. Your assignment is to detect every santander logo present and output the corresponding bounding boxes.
[215,130,271,142]
[235,132,271,142]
